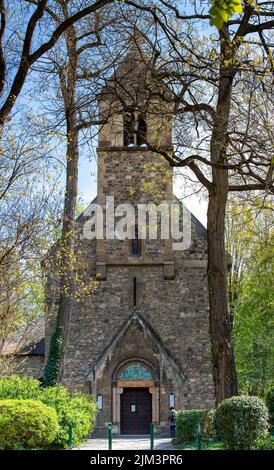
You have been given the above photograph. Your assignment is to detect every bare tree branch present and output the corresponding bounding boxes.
[0,0,112,125]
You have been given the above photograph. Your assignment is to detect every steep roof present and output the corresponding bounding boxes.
[99,41,149,98]
[1,316,45,357]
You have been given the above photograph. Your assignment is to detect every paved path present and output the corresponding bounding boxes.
[75,436,175,451]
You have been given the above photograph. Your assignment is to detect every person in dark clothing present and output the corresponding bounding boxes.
[168,406,177,438]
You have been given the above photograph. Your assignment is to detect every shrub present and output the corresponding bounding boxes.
[255,434,274,450]
[266,388,274,429]
[215,396,269,450]
[0,375,97,448]
[176,409,216,443]
[0,375,40,400]
[0,399,59,449]
[40,386,97,448]
[201,409,216,439]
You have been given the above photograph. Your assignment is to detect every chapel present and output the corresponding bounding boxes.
[44,45,215,436]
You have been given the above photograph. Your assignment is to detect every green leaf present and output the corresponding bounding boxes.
[210,0,243,29]
[233,4,243,13]
[219,10,229,22]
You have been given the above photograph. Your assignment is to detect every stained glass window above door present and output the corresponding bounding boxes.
[119,363,153,381]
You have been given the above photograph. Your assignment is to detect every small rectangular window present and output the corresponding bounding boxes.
[131,226,141,256]
[133,277,137,307]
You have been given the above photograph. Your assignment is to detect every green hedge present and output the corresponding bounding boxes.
[176,409,216,443]
[39,386,97,448]
[0,399,59,449]
[215,396,269,449]
[266,388,274,429]
[0,375,97,448]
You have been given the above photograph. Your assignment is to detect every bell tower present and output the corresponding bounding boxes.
[97,43,172,149]
[95,45,175,281]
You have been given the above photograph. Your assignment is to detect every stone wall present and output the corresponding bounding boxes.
[56,213,215,434]
[61,263,214,396]
[96,148,173,267]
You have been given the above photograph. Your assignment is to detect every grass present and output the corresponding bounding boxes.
[175,439,224,451]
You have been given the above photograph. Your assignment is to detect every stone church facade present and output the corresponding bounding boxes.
[45,47,215,436]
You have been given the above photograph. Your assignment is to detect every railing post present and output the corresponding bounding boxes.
[196,422,201,450]
[150,422,154,450]
[108,423,112,450]
[69,421,73,450]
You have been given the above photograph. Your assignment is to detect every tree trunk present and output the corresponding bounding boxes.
[57,105,79,380]
[207,26,238,404]
[44,22,78,385]
[57,23,79,381]
[207,189,238,404]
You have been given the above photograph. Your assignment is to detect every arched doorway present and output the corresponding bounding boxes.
[112,360,159,435]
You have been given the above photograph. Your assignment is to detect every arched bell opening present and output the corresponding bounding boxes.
[123,113,135,146]
[123,112,147,147]
[137,115,147,146]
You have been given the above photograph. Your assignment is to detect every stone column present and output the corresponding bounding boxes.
[149,387,159,423]
[112,387,123,434]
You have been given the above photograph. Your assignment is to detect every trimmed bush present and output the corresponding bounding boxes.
[0,399,59,449]
[255,434,274,450]
[266,388,274,429]
[215,396,269,449]
[176,409,216,443]
[40,386,97,448]
[0,375,97,448]
[201,409,216,439]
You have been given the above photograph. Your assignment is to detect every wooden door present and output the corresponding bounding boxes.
[120,388,152,434]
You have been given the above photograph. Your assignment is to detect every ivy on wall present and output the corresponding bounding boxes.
[43,326,64,387]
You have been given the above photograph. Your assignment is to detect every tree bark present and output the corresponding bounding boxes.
[207,26,238,404]
[207,190,238,404]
